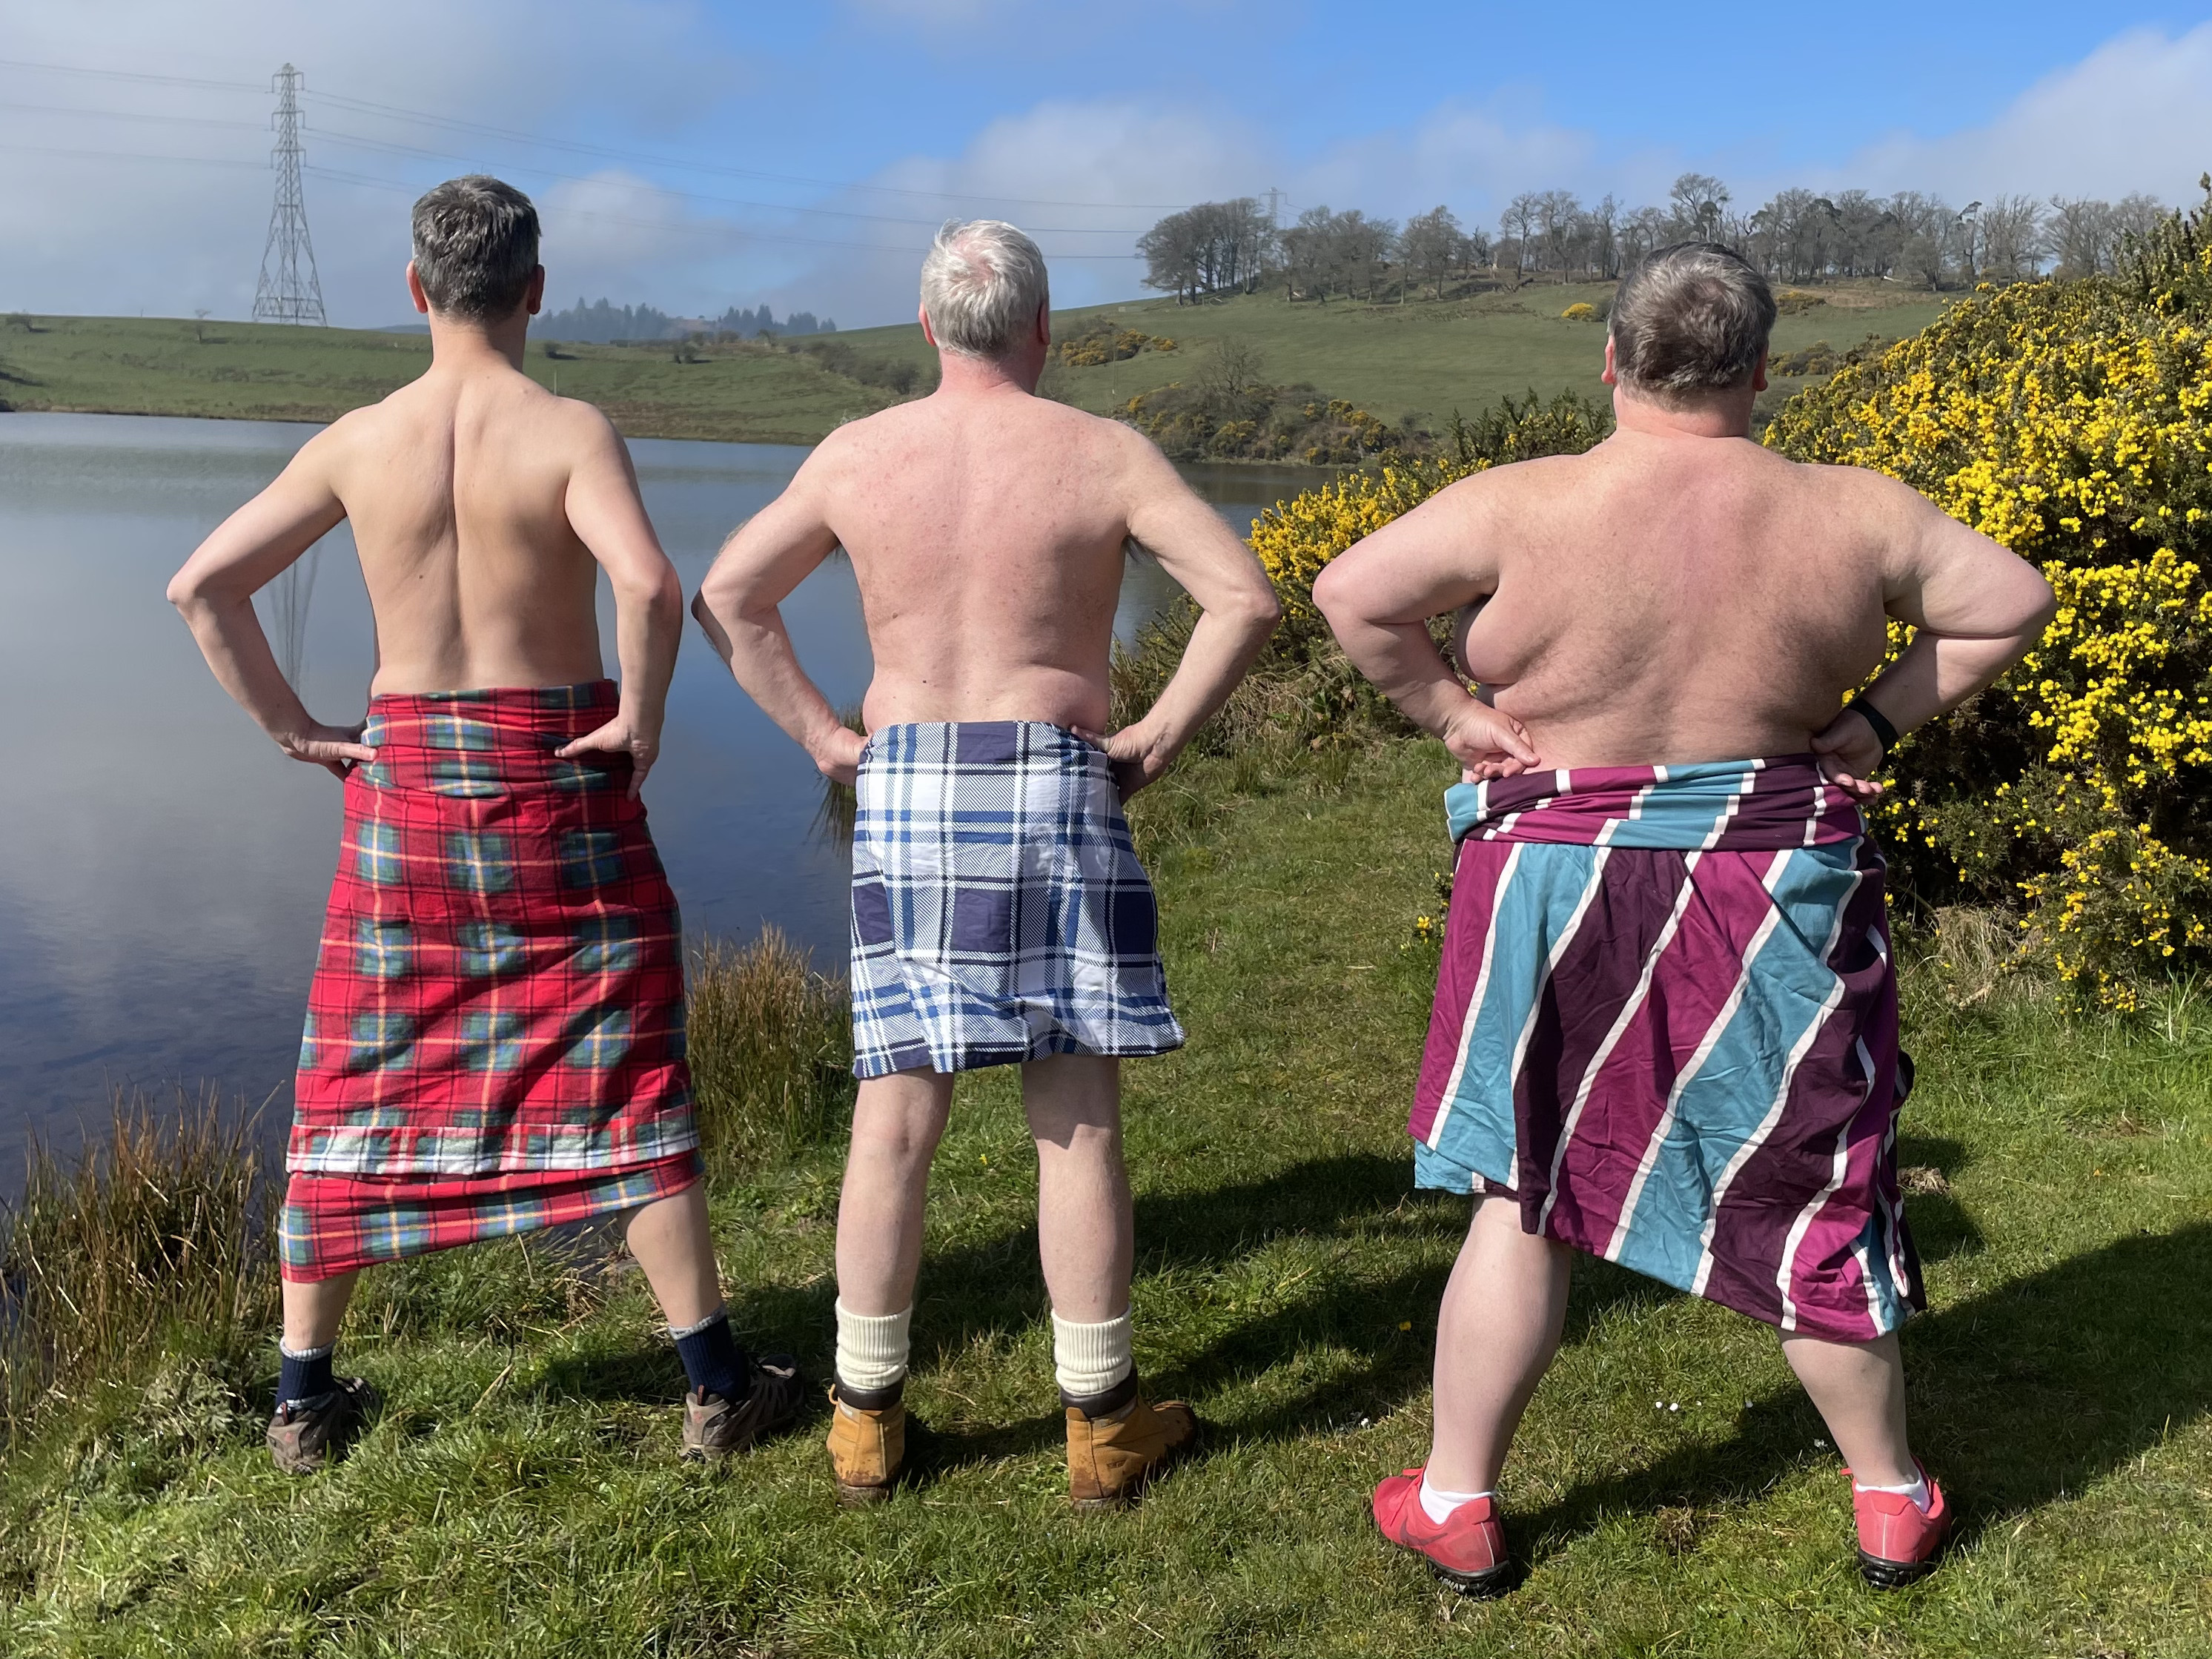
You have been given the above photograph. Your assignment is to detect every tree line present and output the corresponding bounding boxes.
[1138,175,2177,303]
[536,297,838,343]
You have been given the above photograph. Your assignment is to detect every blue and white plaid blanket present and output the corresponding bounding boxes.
[849,721,1185,1078]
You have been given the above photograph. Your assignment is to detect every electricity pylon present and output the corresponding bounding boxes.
[252,64,326,326]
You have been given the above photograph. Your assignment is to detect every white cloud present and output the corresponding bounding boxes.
[1812,24,2212,206]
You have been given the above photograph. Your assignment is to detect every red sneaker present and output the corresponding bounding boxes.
[1372,1467,1514,1597]
[1849,1462,1951,1589]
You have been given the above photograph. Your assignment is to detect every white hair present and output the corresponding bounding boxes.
[918,219,1050,360]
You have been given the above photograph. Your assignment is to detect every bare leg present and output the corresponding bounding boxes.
[1022,1055,1131,1322]
[622,1182,724,1331]
[836,1070,955,1314]
[1781,1331,1915,1488]
[1426,1193,1573,1493]
[282,1272,359,1352]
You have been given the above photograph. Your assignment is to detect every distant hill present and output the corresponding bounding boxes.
[536,298,835,344]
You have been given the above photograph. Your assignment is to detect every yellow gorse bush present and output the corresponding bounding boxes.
[1764,188,2212,1004]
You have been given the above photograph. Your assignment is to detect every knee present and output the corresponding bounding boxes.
[852,1102,948,1166]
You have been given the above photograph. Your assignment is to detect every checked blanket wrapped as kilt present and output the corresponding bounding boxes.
[282,681,699,1282]
[850,721,1185,1078]
[1413,755,1923,1342]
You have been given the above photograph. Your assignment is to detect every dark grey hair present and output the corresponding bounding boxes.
[919,219,1050,360]
[410,176,540,322]
[1609,242,1776,402]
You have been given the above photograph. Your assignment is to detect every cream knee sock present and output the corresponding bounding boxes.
[1051,1309,1133,1400]
[834,1299,911,1394]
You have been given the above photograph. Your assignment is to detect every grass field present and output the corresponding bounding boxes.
[3,740,2208,1656]
[0,280,1954,449]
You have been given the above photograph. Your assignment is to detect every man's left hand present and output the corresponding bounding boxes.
[1811,707,1884,802]
[557,715,660,801]
[1080,723,1169,798]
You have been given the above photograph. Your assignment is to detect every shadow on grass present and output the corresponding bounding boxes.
[1505,1221,2212,1564]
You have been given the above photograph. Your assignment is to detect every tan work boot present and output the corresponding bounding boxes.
[1064,1374,1197,1511]
[825,1380,907,1506]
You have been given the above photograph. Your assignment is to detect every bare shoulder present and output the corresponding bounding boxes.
[1423,448,1589,518]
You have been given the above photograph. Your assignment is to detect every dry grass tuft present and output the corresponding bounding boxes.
[686,928,855,1173]
[1,1088,275,1437]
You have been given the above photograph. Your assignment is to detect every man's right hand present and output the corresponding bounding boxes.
[1442,696,1539,784]
[277,722,377,781]
[813,726,867,788]
[1810,707,1885,802]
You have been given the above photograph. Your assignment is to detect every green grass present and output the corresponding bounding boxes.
[0,280,1955,448]
[841,282,1960,434]
[3,741,2208,1655]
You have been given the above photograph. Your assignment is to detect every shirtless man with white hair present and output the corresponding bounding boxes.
[694,219,1280,1508]
[1318,242,2053,1595]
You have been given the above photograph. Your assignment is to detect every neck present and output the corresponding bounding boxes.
[425,309,531,372]
[1610,385,1756,440]
[934,347,1043,397]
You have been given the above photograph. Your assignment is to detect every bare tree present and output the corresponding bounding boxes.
[1977,195,2045,281]
[2046,196,2118,277]
[1499,192,1542,283]
[1402,205,1467,299]
[1669,173,1732,240]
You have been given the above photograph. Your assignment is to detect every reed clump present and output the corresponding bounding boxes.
[686,928,855,1172]
[0,1088,274,1437]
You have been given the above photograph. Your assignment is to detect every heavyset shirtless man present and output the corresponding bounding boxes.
[693,219,1281,1507]
[1317,242,2053,1592]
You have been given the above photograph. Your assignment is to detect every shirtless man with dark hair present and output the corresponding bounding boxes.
[170,175,798,1474]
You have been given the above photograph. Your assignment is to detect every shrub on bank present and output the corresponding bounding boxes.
[1765,183,2212,1004]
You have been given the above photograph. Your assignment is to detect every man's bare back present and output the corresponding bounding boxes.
[321,366,619,695]
[697,348,1276,793]
[170,271,683,793]
[1319,389,2053,790]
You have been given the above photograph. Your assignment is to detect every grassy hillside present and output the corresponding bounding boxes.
[0,280,1954,449]
[3,741,2209,1655]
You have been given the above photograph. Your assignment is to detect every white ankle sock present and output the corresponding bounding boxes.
[1051,1309,1133,1400]
[1418,1471,1495,1524]
[833,1299,911,1393]
[1853,1472,1933,1514]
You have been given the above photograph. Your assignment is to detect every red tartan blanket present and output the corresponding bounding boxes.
[291,681,697,1178]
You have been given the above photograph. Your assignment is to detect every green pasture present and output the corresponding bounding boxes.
[0,280,1953,449]
[3,741,2208,1656]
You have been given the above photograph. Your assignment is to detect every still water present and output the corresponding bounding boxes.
[0,411,1314,1159]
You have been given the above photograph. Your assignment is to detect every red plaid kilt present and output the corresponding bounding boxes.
[291,681,698,1208]
[279,1150,701,1282]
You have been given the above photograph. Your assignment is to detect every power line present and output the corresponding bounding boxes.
[253,64,326,325]
[0,54,1192,213]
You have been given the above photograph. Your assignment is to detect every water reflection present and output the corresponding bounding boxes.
[0,412,1311,1159]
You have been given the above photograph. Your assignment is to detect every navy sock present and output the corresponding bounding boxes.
[671,1308,750,1403]
[278,1341,336,1407]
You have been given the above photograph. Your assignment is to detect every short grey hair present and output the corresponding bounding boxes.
[1609,242,1776,403]
[411,176,540,322]
[919,219,1050,360]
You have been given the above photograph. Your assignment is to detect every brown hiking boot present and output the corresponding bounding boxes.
[824,1380,907,1506]
[682,1354,804,1460]
[265,1376,380,1474]
[1064,1374,1197,1511]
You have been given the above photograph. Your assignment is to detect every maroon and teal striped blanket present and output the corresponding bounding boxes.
[1413,755,1923,1342]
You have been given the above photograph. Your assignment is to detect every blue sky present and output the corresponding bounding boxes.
[4,1,2211,325]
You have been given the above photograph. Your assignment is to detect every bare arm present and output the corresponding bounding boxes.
[1812,483,2056,792]
[691,448,858,782]
[165,427,375,778]
[1111,434,1282,792]
[1311,473,1538,779]
[554,414,685,799]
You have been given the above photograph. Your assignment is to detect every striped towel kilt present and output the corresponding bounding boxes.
[849,721,1185,1078]
[1414,755,1923,1342]
[282,681,700,1282]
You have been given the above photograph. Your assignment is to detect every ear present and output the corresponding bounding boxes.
[1034,297,1051,346]
[405,261,430,316]
[1751,348,1769,394]
[917,302,938,348]
[1601,335,1618,387]
[526,265,546,317]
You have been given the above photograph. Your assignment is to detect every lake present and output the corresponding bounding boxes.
[0,411,1316,1162]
